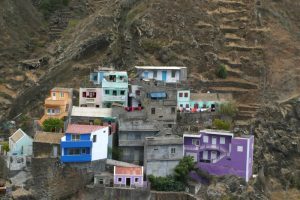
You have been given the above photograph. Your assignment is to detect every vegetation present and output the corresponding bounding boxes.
[39,0,70,18]
[213,119,231,131]
[42,118,64,132]
[216,64,228,79]
[19,115,32,132]
[2,142,9,153]
[148,175,185,191]
[141,39,162,53]
[94,119,103,125]
[218,102,238,117]
[112,147,123,160]
[174,156,195,183]
[148,156,195,191]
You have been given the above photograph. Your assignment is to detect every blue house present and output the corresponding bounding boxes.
[61,124,109,163]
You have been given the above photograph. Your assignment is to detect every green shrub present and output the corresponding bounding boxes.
[42,118,64,132]
[174,156,195,183]
[2,142,9,153]
[213,119,231,131]
[94,119,102,125]
[148,175,185,191]
[39,0,70,18]
[216,64,228,79]
[218,102,238,117]
[141,39,162,53]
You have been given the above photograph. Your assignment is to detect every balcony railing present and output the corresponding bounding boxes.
[103,95,126,102]
[45,98,68,106]
[184,144,228,153]
[61,140,92,148]
[61,154,91,163]
[85,99,95,103]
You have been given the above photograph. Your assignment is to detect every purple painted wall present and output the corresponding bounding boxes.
[184,131,254,182]
[113,175,143,187]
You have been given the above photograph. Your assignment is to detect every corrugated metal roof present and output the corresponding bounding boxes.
[34,131,64,144]
[71,106,113,118]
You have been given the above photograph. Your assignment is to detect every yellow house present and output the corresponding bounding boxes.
[39,87,73,124]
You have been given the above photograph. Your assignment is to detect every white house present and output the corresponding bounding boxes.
[9,129,33,156]
[79,87,102,108]
[135,66,187,83]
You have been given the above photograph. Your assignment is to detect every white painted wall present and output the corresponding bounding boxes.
[141,70,180,83]
[79,88,102,107]
[91,127,109,161]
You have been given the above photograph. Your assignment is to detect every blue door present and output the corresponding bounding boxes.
[143,71,149,79]
[162,71,167,81]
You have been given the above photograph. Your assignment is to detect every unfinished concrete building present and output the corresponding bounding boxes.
[144,133,183,177]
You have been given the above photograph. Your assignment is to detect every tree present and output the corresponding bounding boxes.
[216,64,228,79]
[42,118,64,132]
[2,143,9,153]
[218,102,238,117]
[174,156,195,183]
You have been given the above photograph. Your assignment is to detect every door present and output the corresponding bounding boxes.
[211,151,217,160]
[203,150,208,160]
[53,146,58,157]
[162,71,167,81]
[143,71,149,79]
[126,178,131,186]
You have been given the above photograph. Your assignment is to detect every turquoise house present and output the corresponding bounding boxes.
[9,129,33,156]
[177,90,226,111]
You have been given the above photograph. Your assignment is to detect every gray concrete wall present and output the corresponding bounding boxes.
[33,142,60,158]
[146,160,180,177]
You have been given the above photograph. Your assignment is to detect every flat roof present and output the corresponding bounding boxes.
[135,66,186,70]
[200,129,234,137]
[34,131,64,144]
[183,134,201,138]
[71,106,114,118]
[51,87,73,93]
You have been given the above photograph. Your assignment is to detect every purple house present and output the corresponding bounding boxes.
[183,129,254,182]
[113,166,144,187]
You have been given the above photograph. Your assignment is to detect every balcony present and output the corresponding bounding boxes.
[85,98,95,103]
[61,140,92,148]
[61,154,91,163]
[103,95,126,102]
[184,145,200,151]
[45,98,68,106]
[102,79,128,88]
[184,144,228,153]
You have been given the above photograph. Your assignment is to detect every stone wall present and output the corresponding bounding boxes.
[31,157,94,199]
[0,156,8,179]
[33,142,60,158]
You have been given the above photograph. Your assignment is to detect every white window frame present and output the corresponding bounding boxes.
[170,147,176,154]
[237,146,243,152]
[192,139,199,146]
[203,136,209,143]
[220,137,225,144]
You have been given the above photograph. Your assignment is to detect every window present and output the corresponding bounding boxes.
[60,92,64,97]
[237,146,243,152]
[192,139,200,146]
[184,93,188,97]
[135,90,140,96]
[118,178,122,182]
[93,75,97,81]
[168,124,172,128]
[154,148,158,151]
[105,90,110,95]
[186,104,189,108]
[203,136,209,143]
[82,148,86,154]
[220,137,225,144]
[112,90,117,96]
[135,178,139,183]
[171,70,176,78]
[93,135,97,143]
[170,147,176,154]
[151,108,155,114]
[203,104,207,108]
[71,135,80,141]
[88,92,96,98]
[179,93,183,97]
[52,92,56,97]
[171,107,176,114]
[120,90,125,95]
[98,179,104,185]
[194,104,199,109]
[180,104,183,107]
[153,71,157,78]
[82,92,86,97]
[69,148,80,155]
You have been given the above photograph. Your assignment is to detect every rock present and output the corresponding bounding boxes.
[207,183,227,199]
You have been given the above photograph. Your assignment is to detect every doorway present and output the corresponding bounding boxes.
[126,178,131,186]
[162,71,167,81]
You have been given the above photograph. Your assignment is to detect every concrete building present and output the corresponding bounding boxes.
[61,124,109,163]
[144,134,183,177]
[39,87,73,125]
[183,130,254,182]
[118,112,159,165]
[9,129,33,156]
[94,172,113,186]
[79,87,102,108]
[113,166,144,187]
[135,66,187,83]
[33,131,64,158]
